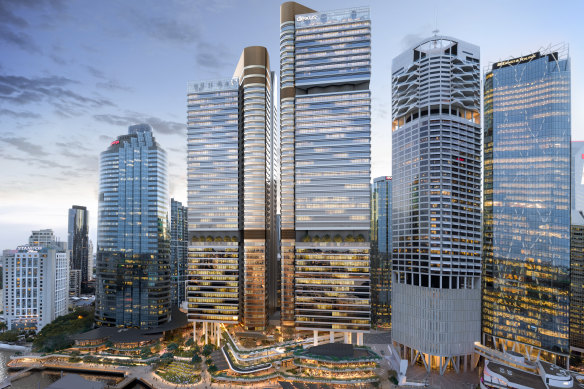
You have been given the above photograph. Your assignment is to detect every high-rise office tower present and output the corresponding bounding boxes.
[170,199,188,306]
[88,239,94,280]
[280,2,372,343]
[371,176,392,327]
[483,47,571,367]
[391,36,481,372]
[2,243,68,331]
[187,46,278,334]
[571,141,584,360]
[68,205,89,285]
[96,124,171,329]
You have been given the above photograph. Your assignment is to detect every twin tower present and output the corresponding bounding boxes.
[186,2,372,344]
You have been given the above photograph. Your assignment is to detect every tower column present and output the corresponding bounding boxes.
[204,321,208,344]
[313,330,319,346]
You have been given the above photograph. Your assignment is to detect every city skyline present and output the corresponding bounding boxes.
[0,0,583,250]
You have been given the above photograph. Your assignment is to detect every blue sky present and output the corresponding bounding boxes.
[0,0,582,249]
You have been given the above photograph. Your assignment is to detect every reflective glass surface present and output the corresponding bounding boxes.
[483,52,571,361]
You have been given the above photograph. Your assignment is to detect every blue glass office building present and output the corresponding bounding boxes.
[68,205,89,285]
[96,124,171,329]
[372,176,392,327]
[280,2,371,343]
[483,47,571,366]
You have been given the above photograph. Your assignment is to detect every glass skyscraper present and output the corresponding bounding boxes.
[170,198,188,307]
[187,46,278,335]
[482,47,571,367]
[371,176,392,327]
[391,36,482,373]
[68,205,89,286]
[571,141,584,360]
[96,124,171,329]
[280,2,371,344]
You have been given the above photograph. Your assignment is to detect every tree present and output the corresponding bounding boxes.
[191,354,202,364]
[334,234,343,243]
[185,338,194,347]
[167,342,179,351]
[202,344,215,356]
[0,322,7,333]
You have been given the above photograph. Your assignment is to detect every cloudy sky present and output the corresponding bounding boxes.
[1,0,582,250]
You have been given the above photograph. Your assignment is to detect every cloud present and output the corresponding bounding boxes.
[3,154,69,169]
[195,42,232,69]
[0,135,49,157]
[94,112,185,136]
[85,65,106,79]
[96,80,133,92]
[0,108,41,119]
[0,25,40,53]
[0,74,114,114]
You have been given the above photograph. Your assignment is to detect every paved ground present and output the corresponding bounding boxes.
[363,330,480,389]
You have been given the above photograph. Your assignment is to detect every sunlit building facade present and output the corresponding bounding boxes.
[280,2,372,343]
[482,47,571,367]
[371,176,392,327]
[187,46,278,334]
[391,36,482,373]
[96,124,171,329]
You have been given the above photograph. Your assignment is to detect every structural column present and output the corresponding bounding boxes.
[313,330,319,346]
[193,322,197,341]
[204,321,208,344]
[357,332,363,346]
[329,331,334,343]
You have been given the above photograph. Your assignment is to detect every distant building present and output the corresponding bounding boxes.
[371,176,392,327]
[70,269,82,297]
[170,199,188,306]
[571,141,584,359]
[68,205,89,285]
[95,124,171,329]
[2,244,68,331]
[29,229,66,250]
[483,46,571,367]
[88,240,94,281]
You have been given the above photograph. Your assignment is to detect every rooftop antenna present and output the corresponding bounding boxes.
[432,7,439,36]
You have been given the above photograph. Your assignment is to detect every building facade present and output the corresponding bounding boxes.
[96,124,171,329]
[187,46,278,335]
[483,47,571,367]
[68,205,89,286]
[280,2,372,343]
[371,176,392,327]
[572,141,584,359]
[170,198,188,306]
[2,245,68,331]
[391,36,482,373]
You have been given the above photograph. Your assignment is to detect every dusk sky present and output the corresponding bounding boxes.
[1,0,582,250]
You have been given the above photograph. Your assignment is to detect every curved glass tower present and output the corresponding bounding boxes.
[483,47,571,367]
[96,124,171,329]
[391,36,481,373]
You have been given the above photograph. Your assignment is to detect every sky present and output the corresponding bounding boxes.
[0,0,583,250]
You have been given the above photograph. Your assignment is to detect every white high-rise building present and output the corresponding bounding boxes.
[2,244,69,331]
[391,36,481,373]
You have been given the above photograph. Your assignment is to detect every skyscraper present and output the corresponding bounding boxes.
[280,2,372,344]
[187,46,278,335]
[2,243,68,331]
[571,141,584,360]
[391,36,481,373]
[371,176,392,327]
[170,198,188,306]
[483,46,571,367]
[68,205,89,285]
[96,124,171,329]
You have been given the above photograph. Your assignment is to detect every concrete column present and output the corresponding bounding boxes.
[216,323,220,347]
[329,331,334,343]
[356,332,363,346]
[464,354,468,372]
[344,332,350,344]
[313,330,319,346]
[193,322,197,341]
[204,321,208,344]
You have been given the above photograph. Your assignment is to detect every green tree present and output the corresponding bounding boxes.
[0,322,7,333]
[202,344,215,356]
[191,354,202,364]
